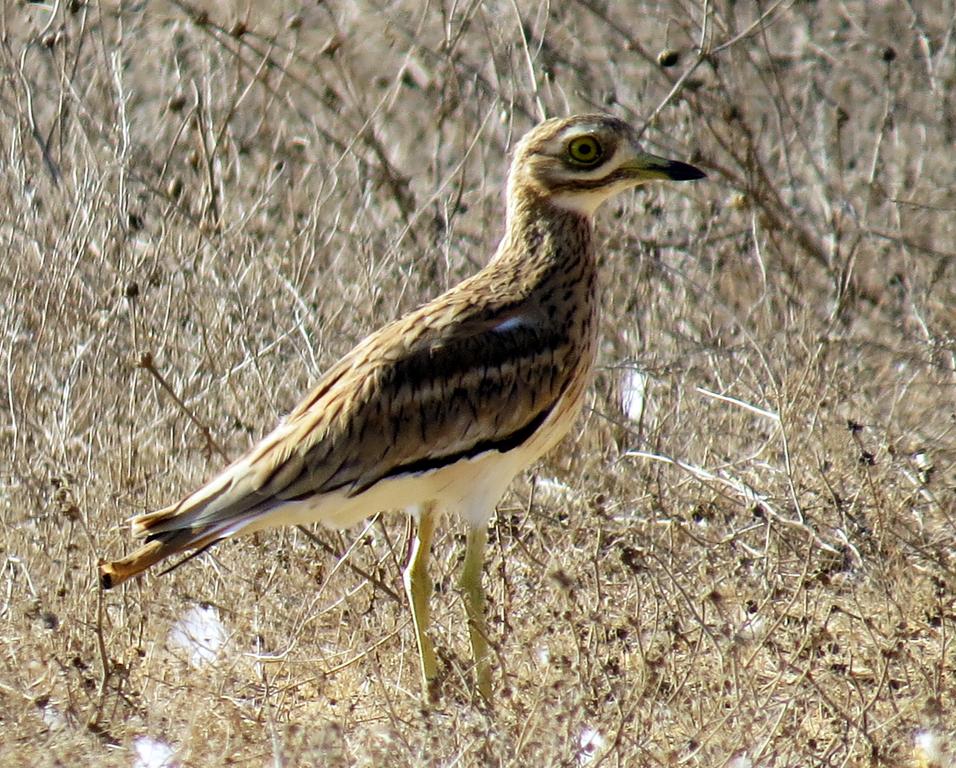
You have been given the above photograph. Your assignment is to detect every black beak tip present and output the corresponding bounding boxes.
[668,160,707,181]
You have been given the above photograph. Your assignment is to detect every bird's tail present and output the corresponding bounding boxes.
[99,523,216,590]
[98,496,261,589]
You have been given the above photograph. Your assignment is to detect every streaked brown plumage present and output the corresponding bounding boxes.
[99,113,705,701]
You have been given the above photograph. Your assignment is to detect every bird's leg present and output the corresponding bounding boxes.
[404,502,438,700]
[459,523,492,701]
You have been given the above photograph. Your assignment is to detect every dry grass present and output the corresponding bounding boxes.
[1,0,954,765]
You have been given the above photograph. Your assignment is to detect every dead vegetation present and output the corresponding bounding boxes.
[0,1,954,765]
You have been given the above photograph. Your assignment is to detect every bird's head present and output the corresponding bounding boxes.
[508,114,705,217]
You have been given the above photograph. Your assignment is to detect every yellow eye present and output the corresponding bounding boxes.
[567,135,604,166]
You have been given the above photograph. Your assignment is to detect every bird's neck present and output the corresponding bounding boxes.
[494,193,595,285]
[488,193,600,374]
[490,190,601,387]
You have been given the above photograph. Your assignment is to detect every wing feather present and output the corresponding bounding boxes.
[137,291,579,538]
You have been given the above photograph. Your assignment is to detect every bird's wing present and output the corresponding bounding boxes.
[136,292,580,537]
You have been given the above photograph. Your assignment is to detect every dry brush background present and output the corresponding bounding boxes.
[1,1,954,765]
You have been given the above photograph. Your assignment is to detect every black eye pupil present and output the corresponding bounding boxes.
[571,138,600,163]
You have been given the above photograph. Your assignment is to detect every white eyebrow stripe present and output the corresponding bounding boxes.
[560,123,604,139]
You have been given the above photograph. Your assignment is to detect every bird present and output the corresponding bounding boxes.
[99,113,705,702]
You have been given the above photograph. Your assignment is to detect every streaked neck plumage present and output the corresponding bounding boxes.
[488,185,600,374]
[493,186,595,293]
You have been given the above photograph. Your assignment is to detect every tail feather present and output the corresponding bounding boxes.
[99,524,224,589]
[99,450,274,589]
[99,505,262,589]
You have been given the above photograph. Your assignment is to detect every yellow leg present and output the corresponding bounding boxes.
[459,523,492,701]
[404,503,438,699]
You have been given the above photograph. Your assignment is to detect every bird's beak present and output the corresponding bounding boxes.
[621,150,706,182]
